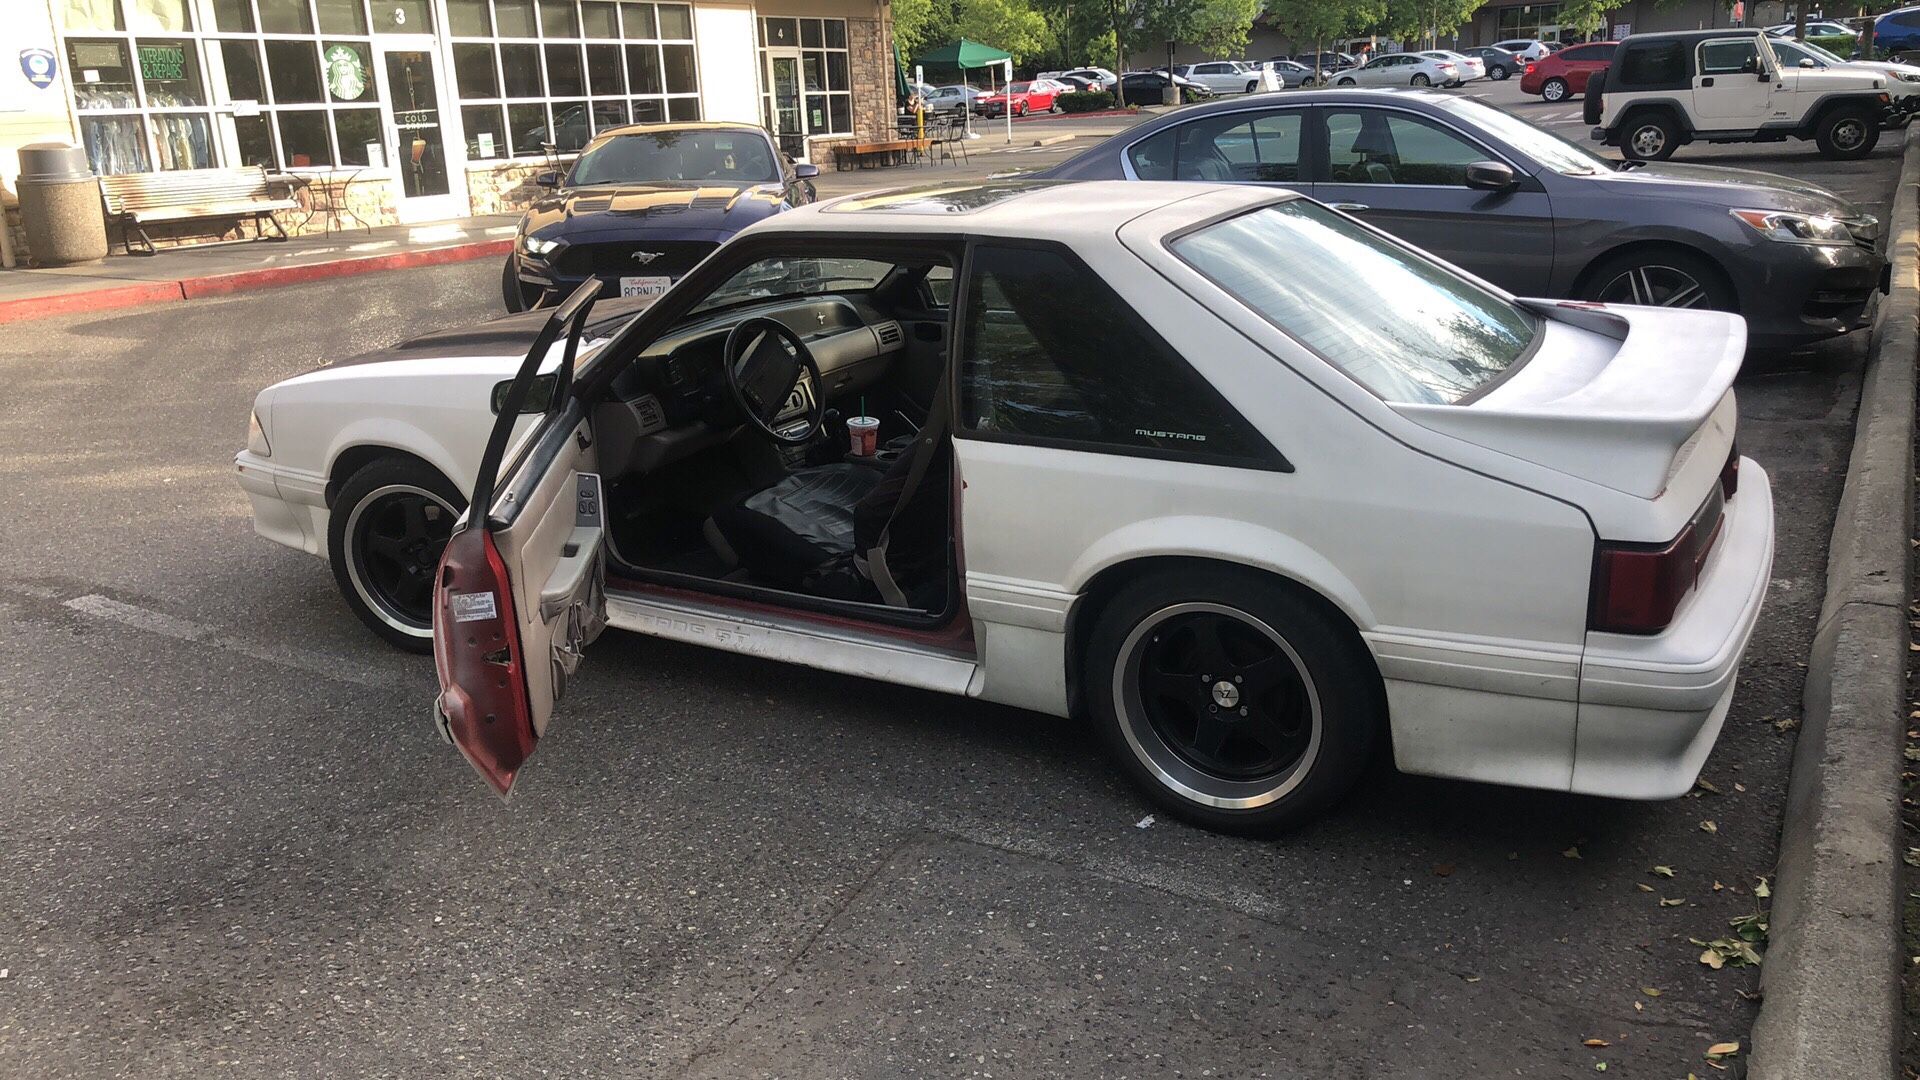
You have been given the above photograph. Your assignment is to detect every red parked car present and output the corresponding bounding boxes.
[1519,41,1616,102]
[976,81,1061,117]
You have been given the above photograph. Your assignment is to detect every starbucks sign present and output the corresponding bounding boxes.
[324,44,368,101]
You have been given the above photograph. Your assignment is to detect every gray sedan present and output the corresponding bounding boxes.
[1039,88,1885,350]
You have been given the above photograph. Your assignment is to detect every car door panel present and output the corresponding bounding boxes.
[434,281,609,796]
[1692,38,1774,123]
[1311,106,1553,295]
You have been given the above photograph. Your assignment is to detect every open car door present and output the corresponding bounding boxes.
[433,281,609,796]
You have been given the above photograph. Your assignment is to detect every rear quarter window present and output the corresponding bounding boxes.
[1618,40,1688,85]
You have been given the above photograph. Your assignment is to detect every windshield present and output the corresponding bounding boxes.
[568,129,779,186]
[1172,201,1539,405]
[689,257,897,315]
[1434,96,1616,176]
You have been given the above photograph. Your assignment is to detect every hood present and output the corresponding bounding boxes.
[1590,160,1861,215]
[1788,66,1886,90]
[521,182,786,241]
[1394,301,1743,500]
[321,297,658,372]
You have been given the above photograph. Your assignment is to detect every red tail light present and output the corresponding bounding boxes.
[433,526,535,795]
[1720,441,1740,500]
[1525,62,1536,75]
[1589,488,1726,635]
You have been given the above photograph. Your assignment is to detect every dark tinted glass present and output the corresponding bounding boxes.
[265,40,323,102]
[501,43,543,95]
[219,40,264,101]
[545,44,584,94]
[1560,43,1607,60]
[960,245,1272,462]
[1699,39,1760,74]
[1129,109,1303,182]
[454,43,499,97]
[1619,40,1686,83]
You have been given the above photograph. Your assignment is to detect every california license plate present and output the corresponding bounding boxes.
[619,275,671,301]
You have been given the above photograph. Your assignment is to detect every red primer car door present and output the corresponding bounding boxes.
[432,280,610,797]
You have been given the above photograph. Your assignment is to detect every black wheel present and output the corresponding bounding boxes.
[1541,76,1569,101]
[1620,110,1679,160]
[1490,63,1510,80]
[1411,73,1431,86]
[1815,106,1879,159]
[1086,568,1381,835]
[500,255,527,312]
[1336,76,1356,86]
[1245,80,1259,94]
[1581,247,1737,313]
[329,457,466,652]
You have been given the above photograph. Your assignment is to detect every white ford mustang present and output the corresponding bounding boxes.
[236,180,1774,833]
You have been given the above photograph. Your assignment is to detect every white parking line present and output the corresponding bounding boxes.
[62,592,401,691]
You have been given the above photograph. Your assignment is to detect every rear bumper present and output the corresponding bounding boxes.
[1569,459,1774,798]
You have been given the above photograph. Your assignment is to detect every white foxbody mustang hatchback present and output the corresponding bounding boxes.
[236,180,1773,833]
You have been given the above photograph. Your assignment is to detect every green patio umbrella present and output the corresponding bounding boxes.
[894,40,911,100]
[915,38,1012,70]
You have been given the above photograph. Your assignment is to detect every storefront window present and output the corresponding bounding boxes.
[257,0,313,33]
[462,103,507,158]
[265,40,323,102]
[448,0,491,35]
[370,0,431,33]
[316,0,368,32]
[453,0,700,159]
[758,17,854,158]
[209,0,253,30]
[129,0,194,32]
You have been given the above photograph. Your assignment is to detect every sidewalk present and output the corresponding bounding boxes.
[0,214,519,324]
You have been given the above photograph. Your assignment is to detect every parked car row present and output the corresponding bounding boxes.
[236,77,1888,836]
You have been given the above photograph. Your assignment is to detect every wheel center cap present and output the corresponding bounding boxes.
[1211,680,1241,709]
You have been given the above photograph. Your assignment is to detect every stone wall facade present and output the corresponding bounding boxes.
[848,14,896,144]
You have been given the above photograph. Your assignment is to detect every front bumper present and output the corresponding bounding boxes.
[234,450,330,557]
[1731,237,1887,350]
[1570,459,1775,798]
[509,253,680,309]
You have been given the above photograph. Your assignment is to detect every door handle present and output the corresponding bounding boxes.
[1329,202,1370,212]
[1701,76,1715,86]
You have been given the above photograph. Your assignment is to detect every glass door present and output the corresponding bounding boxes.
[374,41,467,222]
[766,50,805,159]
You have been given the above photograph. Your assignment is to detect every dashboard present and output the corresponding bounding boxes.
[595,295,906,477]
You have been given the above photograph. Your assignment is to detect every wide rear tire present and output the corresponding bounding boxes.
[1411,73,1431,86]
[1542,76,1569,102]
[1490,63,1510,80]
[500,256,527,312]
[1086,567,1382,835]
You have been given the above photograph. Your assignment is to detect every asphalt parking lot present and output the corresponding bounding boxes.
[0,90,1906,1077]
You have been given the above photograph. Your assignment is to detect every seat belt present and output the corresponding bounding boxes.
[858,367,952,608]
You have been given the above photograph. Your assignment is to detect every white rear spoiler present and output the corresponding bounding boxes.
[1393,301,1745,500]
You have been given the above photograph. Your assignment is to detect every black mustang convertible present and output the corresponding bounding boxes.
[503,121,819,311]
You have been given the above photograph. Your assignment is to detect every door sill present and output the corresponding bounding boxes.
[606,588,978,696]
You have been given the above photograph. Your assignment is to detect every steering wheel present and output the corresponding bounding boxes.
[722,316,825,446]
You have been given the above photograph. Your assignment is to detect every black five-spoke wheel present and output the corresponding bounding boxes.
[1126,605,1318,785]
[329,456,467,652]
[1088,568,1381,834]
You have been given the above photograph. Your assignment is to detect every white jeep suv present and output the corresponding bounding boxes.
[1588,28,1891,160]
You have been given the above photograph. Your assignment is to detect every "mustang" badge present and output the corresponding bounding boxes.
[630,250,663,264]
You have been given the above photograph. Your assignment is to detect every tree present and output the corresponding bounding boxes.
[1130,0,1260,58]
[897,0,1050,62]
[1263,0,1384,63]
[1380,0,1481,47]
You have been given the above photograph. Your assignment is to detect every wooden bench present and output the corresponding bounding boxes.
[98,166,302,255]
[830,139,931,170]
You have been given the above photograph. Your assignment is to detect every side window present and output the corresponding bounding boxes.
[925,264,954,307]
[1560,44,1604,61]
[959,245,1275,463]
[1129,110,1303,182]
[1699,39,1760,75]
[1325,110,1485,186]
[1894,11,1920,27]
[1619,40,1687,83]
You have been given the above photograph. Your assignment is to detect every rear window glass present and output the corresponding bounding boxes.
[1171,201,1538,405]
[1560,44,1610,60]
[1619,40,1687,83]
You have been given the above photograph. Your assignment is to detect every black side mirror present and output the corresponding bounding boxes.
[534,170,561,188]
[1464,160,1518,192]
[793,162,819,180]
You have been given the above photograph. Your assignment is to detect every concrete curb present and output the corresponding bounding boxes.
[0,237,512,325]
[1748,135,1919,1079]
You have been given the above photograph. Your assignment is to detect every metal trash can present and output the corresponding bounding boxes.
[17,143,108,267]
